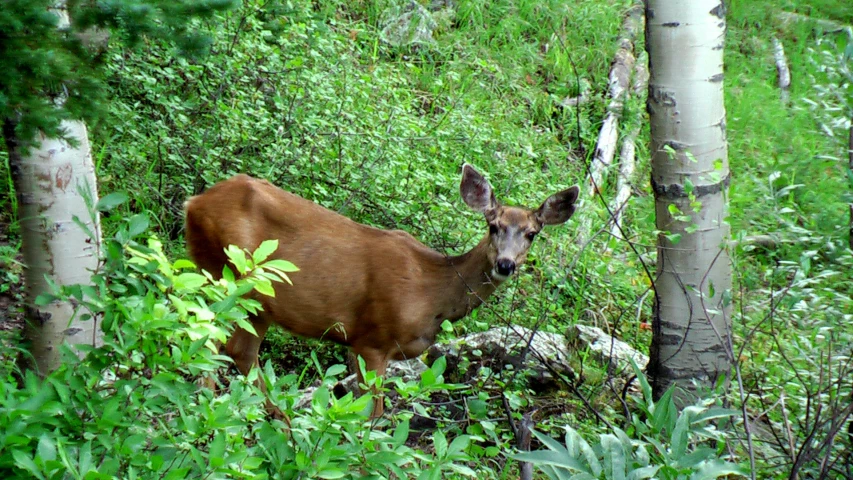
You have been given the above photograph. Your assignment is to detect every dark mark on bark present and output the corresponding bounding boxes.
[663,140,689,151]
[651,171,731,198]
[64,327,83,336]
[710,3,726,18]
[709,73,724,83]
[662,22,680,27]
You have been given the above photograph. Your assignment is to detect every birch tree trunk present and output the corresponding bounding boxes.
[645,0,733,400]
[5,3,103,375]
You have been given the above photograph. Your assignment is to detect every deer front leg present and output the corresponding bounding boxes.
[350,347,388,418]
[224,317,284,419]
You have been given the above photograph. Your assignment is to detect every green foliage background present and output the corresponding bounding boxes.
[1,0,852,478]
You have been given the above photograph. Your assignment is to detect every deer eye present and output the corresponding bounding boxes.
[525,231,537,241]
[489,224,499,235]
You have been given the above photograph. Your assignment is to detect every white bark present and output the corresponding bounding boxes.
[645,0,733,400]
[588,5,642,196]
[8,1,103,375]
[772,37,791,103]
[609,56,648,242]
[11,123,102,374]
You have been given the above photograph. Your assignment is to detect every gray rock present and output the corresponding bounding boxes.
[428,326,575,392]
[566,324,648,373]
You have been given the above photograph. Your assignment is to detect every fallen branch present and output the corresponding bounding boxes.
[772,37,791,103]
[608,55,648,243]
[777,12,853,36]
[587,4,643,197]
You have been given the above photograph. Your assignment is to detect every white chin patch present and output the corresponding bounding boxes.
[491,270,509,282]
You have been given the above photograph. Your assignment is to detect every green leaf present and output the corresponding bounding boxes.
[225,245,247,274]
[420,368,436,387]
[175,272,207,291]
[324,364,346,378]
[96,192,128,212]
[512,450,586,472]
[12,449,43,479]
[254,280,275,297]
[209,432,226,468]
[263,259,300,272]
[127,214,149,238]
[628,465,661,480]
[689,459,748,479]
[671,409,690,459]
[392,420,410,446]
[38,434,57,462]
[312,385,330,412]
[601,434,626,480]
[433,429,448,457]
[317,470,347,479]
[252,240,279,264]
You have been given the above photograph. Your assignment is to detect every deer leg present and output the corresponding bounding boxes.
[224,317,284,419]
[350,347,388,418]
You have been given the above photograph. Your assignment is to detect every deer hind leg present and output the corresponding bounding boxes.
[224,316,284,419]
[350,346,389,418]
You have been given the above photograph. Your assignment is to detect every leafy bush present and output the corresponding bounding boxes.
[514,361,747,479]
[0,212,491,479]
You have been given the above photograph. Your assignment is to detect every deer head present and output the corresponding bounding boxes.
[460,163,580,281]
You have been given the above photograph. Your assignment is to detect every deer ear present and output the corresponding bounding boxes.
[535,185,580,225]
[460,164,498,213]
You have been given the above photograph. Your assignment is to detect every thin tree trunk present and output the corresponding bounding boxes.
[645,0,733,401]
[6,2,103,375]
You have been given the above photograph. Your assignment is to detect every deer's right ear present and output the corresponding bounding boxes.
[460,164,497,213]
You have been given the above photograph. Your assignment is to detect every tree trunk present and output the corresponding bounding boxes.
[645,0,733,401]
[5,3,103,375]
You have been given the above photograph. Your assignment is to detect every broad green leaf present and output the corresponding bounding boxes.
[689,459,748,479]
[264,259,299,272]
[127,214,149,238]
[601,434,626,480]
[254,280,275,297]
[96,192,128,212]
[628,465,661,480]
[253,239,279,264]
[37,434,57,462]
[433,429,448,457]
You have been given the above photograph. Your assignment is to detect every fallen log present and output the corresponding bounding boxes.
[608,55,648,243]
[587,4,643,196]
[772,37,791,103]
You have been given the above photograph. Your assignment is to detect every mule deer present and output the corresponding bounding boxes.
[184,164,579,417]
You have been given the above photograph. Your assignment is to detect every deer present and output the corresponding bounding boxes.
[184,164,579,418]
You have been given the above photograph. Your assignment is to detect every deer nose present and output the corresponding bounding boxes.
[496,258,516,276]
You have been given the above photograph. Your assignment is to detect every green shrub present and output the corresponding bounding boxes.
[0,210,491,479]
[513,361,747,480]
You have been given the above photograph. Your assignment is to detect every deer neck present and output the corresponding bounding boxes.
[437,235,502,322]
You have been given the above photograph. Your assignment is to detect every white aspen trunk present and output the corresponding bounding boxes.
[645,0,733,400]
[6,2,103,375]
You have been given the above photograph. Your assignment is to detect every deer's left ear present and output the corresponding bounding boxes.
[535,185,580,225]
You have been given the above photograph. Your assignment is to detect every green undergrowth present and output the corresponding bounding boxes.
[93,0,638,399]
[1,0,852,477]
